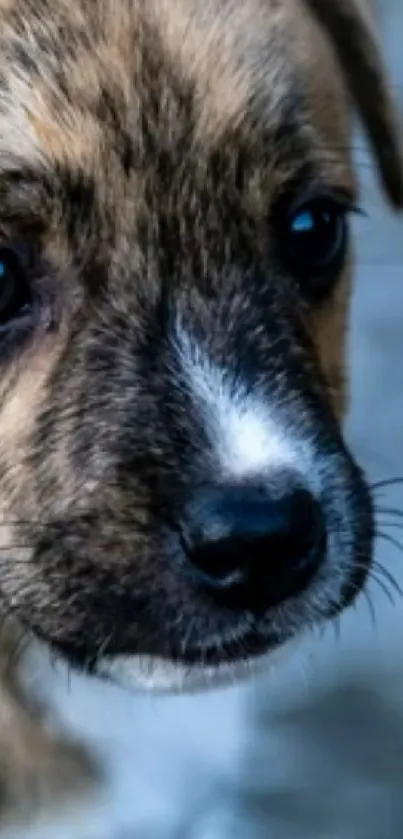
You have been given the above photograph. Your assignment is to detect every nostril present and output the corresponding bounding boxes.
[186,482,327,610]
[283,487,327,562]
[190,537,249,591]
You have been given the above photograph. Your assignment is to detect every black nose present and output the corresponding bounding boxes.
[187,480,326,612]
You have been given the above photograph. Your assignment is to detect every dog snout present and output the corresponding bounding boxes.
[185,474,327,613]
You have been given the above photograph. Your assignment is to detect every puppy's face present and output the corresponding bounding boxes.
[0,0,400,691]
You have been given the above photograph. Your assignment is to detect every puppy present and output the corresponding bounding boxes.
[0,0,401,824]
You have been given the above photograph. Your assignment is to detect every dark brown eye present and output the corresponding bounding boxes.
[279,196,349,297]
[0,245,32,325]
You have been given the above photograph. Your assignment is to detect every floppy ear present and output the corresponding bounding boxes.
[303,0,403,208]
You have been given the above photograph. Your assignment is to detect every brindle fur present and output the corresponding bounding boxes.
[0,0,400,825]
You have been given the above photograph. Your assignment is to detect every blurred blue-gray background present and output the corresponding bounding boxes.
[7,2,403,837]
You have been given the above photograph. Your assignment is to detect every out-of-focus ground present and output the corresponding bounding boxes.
[5,2,403,837]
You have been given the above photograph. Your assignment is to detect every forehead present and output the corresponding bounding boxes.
[0,0,354,230]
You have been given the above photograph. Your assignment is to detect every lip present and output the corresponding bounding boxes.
[172,625,283,667]
[96,646,279,695]
[174,554,372,668]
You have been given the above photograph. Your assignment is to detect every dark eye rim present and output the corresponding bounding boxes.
[0,238,50,361]
[273,187,359,301]
[0,241,34,324]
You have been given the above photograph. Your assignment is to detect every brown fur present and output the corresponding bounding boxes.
[0,0,400,826]
[0,619,98,827]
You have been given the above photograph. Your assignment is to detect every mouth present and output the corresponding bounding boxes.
[30,509,373,690]
[31,553,370,697]
[21,454,373,694]
[176,629,279,666]
[92,567,370,695]
[94,641,282,694]
[170,563,370,670]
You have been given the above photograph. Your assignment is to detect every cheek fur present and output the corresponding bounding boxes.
[308,271,351,420]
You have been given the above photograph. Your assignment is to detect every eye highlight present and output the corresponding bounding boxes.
[277,194,352,298]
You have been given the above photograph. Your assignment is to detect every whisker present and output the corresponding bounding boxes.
[362,587,377,627]
[0,546,34,553]
[371,477,403,492]
[376,521,403,532]
[0,559,35,566]
[332,613,342,641]
[369,571,395,606]
[66,660,72,695]
[373,560,403,598]
[5,631,32,675]
[95,631,115,667]
[378,530,403,555]
[376,506,403,520]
